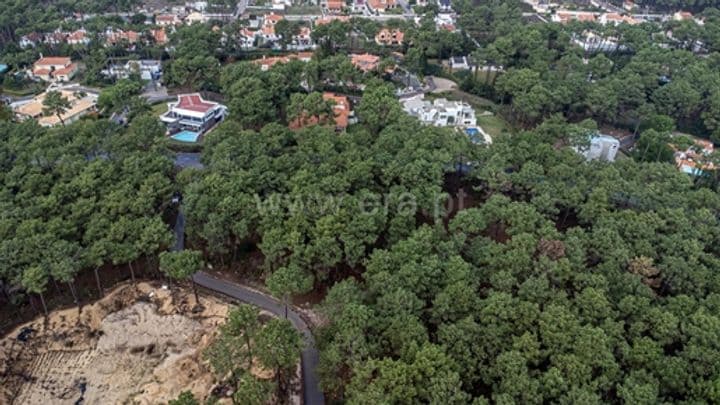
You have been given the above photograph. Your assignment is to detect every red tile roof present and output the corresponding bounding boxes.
[315,16,350,25]
[177,94,217,113]
[54,63,77,76]
[35,57,72,66]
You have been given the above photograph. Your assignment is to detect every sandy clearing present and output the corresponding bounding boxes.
[0,282,230,405]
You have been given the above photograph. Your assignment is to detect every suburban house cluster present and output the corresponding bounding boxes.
[19,27,169,49]
[674,138,715,175]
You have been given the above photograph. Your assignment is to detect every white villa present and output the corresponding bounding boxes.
[402,95,476,127]
[102,60,162,81]
[159,93,228,134]
[575,134,620,162]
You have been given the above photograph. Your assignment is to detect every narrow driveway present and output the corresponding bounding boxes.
[172,209,325,405]
[192,272,325,405]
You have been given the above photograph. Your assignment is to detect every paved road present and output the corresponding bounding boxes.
[171,209,325,405]
[192,272,325,405]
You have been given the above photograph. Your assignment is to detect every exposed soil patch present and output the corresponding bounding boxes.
[0,282,231,405]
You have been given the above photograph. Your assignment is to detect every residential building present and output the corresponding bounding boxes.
[155,14,182,26]
[599,12,638,25]
[673,11,693,21]
[30,56,78,82]
[102,60,162,81]
[573,31,626,53]
[367,0,396,13]
[106,29,140,46]
[552,11,597,23]
[272,0,292,10]
[350,53,380,72]
[150,28,168,45]
[674,138,715,175]
[290,92,353,131]
[402,95,476,127]
[323,0,345,13]
[448,56,475,70]
[239,28,259,49]
[375,28,404,45]
[435,13,457,31]
[185,11,209,24]
[260,13,284,43]
[291,27,315,50]
[253,52,313,71]
[575,134,620,162]
[315,16,350,26]
[14,90,98,127]
[437,0,452,12]
[67,29,90,45]
[159,93,228,134]
[19,32,43,48]
[351,0,366,13]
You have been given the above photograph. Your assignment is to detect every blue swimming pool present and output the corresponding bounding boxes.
[171,130,200,143]
[465,127,483,144]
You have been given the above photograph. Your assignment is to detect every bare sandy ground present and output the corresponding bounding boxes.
[0,282,230,405]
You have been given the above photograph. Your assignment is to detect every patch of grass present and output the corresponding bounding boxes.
[151,102,168,116]
[477,114,510,139]
[285,5,322,14]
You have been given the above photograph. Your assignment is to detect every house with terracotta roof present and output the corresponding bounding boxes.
[323,92,351,130]
[289,92,352,131]
[106,29,140,46]
[150,28,168,45]
[253,52,313,71]
[350,53,380,72]
[260,13,284,42]
[156,14,182,26]
[67,29,90,45]
[14,90,98,127]
[30,57,78,82]
[673,11,693,21]
[322,0,345,13]
[315,16,350,26]
[552,11,597,24]
[366,0,396,13]
[239,28,259,49]
[159,93,228,135]
[291,26,315,50]
[375,28,404,45]
[674,138,715,175]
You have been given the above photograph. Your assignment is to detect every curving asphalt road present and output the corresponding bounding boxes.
[172,208,325,405]
[192,272,324,405]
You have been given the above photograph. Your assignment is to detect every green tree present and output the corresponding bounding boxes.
[159,250,204,305]
[42,90,71,126]
[168,391,199,405]
[266,264,313,318]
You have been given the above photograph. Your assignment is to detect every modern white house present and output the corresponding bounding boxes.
[102,60,162,81]
[575,134,620,162]
[402,95,476,127]
[159,93,228,135]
